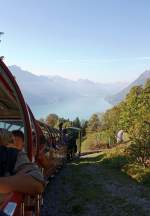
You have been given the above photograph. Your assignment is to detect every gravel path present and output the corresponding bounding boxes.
[41,156,150,216]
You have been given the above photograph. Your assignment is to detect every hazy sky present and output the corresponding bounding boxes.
[1,0,150,83]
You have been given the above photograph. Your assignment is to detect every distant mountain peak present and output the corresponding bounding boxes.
[77,79,95,85]
[9,65,22,71]
[139,70,150,78]
[106,69,150,105]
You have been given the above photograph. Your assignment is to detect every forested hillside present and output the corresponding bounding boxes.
[82,79,150,167]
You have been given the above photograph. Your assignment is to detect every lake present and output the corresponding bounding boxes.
[31,96,112,120]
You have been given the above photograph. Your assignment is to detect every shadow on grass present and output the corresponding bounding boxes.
[75,153,128,170]
[72,153,150,189]
[69,153,150,187]
[142,172,150,186]
[78,154,105,163]
[100,155,129,169]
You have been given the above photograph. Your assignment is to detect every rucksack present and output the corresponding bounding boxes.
[0,146,19,177]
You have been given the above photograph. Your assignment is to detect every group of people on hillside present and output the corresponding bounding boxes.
[62,128,77,160]
[59,123,78,160]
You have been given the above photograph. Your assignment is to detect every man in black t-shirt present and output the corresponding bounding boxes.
[0,131,44,195]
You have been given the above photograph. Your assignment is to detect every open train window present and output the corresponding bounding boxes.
[0,120,24,146]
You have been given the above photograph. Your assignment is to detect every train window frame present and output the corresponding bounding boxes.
[0,61,33,159]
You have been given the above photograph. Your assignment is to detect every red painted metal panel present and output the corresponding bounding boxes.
[1,192,24,216]
[0,59,33,160]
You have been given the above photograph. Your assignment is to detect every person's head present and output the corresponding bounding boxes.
[59,122,63,130]
[63,128,67,134]
[10,130,24,150]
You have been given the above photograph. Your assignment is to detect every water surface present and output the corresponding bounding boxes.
[31,96,112,120]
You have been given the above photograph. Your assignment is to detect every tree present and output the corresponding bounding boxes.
[63,120,72,128]
[87,114,101,132]
[73,117,81,128]
[119,86,143,135]
[101,104,122,144]
[127,121,150,167]
[39,118,45,123]
[81,120,88,137]
[45,114,58,127]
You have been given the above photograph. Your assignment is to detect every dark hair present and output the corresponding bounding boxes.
[63,128,67,134]
[0,146,19,176]
[59,122,63,130]
[12,130,24,141]
[0,134,4,145]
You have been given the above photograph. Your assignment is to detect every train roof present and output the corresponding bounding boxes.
[0,59,33,159]
[0,59,27,120]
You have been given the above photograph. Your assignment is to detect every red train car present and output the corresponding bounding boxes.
[0,59,67,215]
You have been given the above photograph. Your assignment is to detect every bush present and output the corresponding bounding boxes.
[122,163,150,186]
[126,121,150,167]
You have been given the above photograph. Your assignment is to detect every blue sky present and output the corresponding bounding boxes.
[1,0,150,83]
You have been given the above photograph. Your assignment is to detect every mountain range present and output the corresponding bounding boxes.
[106,70,150,105]
[9,65,150,111]
[9,65,128,107]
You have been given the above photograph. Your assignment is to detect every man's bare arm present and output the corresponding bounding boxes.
[0,174,44,195]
